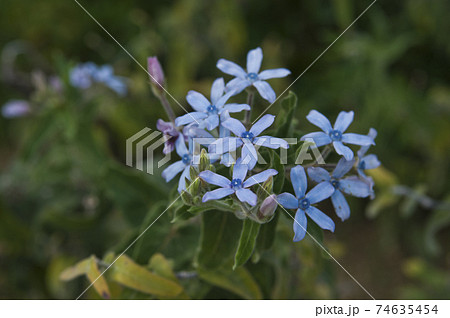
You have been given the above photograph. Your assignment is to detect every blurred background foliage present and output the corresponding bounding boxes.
[0,0,449,299]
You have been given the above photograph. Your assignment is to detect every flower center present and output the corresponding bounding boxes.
[331,179,340,189]
[359,161,366,170]
[247,72,258,82]
[181,154,191,164]
[230,178,242,189]
[207,104,218,114]
[329,129,342,141]
[298,198,310,210]
[241,131,255,141]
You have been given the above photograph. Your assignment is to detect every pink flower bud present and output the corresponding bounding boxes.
[147,57,165,89]
[258,194,277,220]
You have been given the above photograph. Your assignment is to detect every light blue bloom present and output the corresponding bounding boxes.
[301,110,375,160]
[70,63,95,89]
[161,135,194,193]
[357,128,381,178]
[277,165,335,242]
[217,47,290,103]
[1,100,31,118]
[209,114,289,169]
[199,159,278,206]
[308,157,371,222]
[175,78,250,130]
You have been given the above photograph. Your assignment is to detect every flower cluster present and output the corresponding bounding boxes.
[151,47,380,242]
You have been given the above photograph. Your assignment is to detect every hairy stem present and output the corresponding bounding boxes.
[159,93,176,124]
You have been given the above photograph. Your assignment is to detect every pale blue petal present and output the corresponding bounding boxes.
[277,193,298,209]
[339,177,371,198]
[236,188,257,206]
[342,133,375,146]
[253,80,276,103]
[241,142,258,169]
[221,103,251,113]
[250,114,275,136]
[361,154,380,170]
[208,137,242,155]
[253,136,289,149]
[333,111,354,132]
[205,114,219,131]
[215,90,234,108]
[177,166,190,193]
[221,117,246,136]
[202,188,235,202]
[233,158,249,180]
[246,47,263,74]
[199,170,230,188]
[175,112,208,127]
[186,91,210,112]
[225,78,251,95]
[357,128,377,157]
[307,167,330,183]
[332,157,355,179]
[293,209,307,242]
[175,135,188,158]
[290,165,307,198]
[331,190,350,221]
[219,111,231,138]
[258,68,291,80]
[306,181,335,204]
[220,152,236,167]
[217,59,247,78]
[306,110,332,133]
[210,78,225,104]
[243,169,278,188]
[162,160,185,182]
[306,206,335,232]
[300,132,332,147]
[333,141,354,160]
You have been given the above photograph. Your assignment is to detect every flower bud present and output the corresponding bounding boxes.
[147,57,165,93]
[189,177,201,196]
[257,194,277,221]
[189,166,199,180]
[181,190,193,205]
[1,100,31,118]
[199,149,210,171]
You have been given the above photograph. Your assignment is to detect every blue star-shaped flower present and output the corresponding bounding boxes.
[278,166,335,242]
[175,78,250,131]
[217,47,290,103]
[357,128,381,182]
[301,110,375,160]
[308,157,371,222]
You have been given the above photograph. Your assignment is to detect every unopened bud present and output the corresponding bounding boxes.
[258,194,277,221]
[147,57,165,95]
[258,175,273,199]
[181,190,193,205]
[199,149,210,171]
[189,178,201,196]
[189,166,199,180]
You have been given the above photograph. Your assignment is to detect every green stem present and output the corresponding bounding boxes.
[244,91,254,127]
[159,93,176,124]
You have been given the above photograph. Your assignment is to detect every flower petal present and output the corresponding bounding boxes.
[342,133,375,146]
[332,157,355,179]
[306,181,335,204]
[175,112,208,127]
[258,68,291,80]
[208,137,242,155]
[215,90,234,108]
[221,117,246,136]
[306,110,332,133]
[175,135,189,158]
[307,167,330,183]
[253,136,289,149]
[246,47,263,74]
[220,152,236,167]
[331,190,350,221]
[233,159,249,180]
[225,78,250,94]
[241,142,258,169]
[306,206,335,232]
[253,80,276,103]
[178,166,190,193]
[290,165,307,198]
[250,114,275,136]
[217,59,247,78]
[186,91,210,112]
[339,177,371,197]
[333,111,354,132]
[333,141,354,160]
[236,188,257,206]
[244,169,278,188]
[300,132,332,147]
[199,170,230,188]
[357,128,377,157]
[221,103,251,113]
[277,193,298,209]
[293,209,307,242]
[162,160,186,182]
[361,154,381,170]
[202,188,235,202]
[210,78,225,104]
[204,114,219,131]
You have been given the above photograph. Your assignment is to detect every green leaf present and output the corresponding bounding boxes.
[275,91,298,137]
[60,258,91,281]
[110,255,183,297]
[424,196,450,256]
[233,219,261,269]
[196,211,242,270]
[198,266,262,299]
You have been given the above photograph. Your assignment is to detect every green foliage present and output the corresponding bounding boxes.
[234,219,261,269]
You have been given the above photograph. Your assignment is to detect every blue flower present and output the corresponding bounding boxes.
[308,158,371,222]
[209,114,289,169]
[199,159,278,206]
[277,165,335,242]
[161,135,194,193]
[357,128,381,179]
[175,78,250,130]
[300,110,375,160]
[217,47,291,103]
[1,100,31,118]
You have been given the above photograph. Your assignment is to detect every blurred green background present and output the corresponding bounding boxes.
[0,0,449,299]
